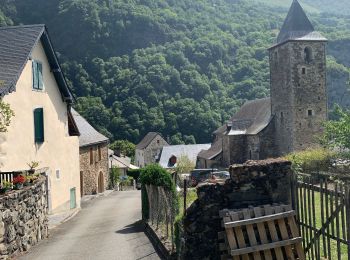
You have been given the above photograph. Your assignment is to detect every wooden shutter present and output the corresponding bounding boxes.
[38,62,43,90]
[32,61,38,89]
[34,108,44,143]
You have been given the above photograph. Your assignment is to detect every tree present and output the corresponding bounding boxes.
[0,99,14,132]
[175,155,195,174]
[109,140,136,158]
[321,104,350,150]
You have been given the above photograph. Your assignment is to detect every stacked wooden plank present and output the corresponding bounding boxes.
[219,204,305,260]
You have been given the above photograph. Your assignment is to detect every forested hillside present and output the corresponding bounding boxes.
[1,0,350,144]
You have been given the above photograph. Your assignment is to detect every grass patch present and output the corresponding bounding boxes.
[298,187,348,259]
[178,188,198,216]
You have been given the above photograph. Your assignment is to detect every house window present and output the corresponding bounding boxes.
[34,108,44,143]
[308,109,314,116]
[302,68,306,75]
[90,147,94,164]
[98,146,102,161]
[56,170,60,179]
[157,140,160,144]
[32,60,43,90]
[168,155,177,167]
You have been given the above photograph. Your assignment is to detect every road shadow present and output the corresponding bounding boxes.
[115,220,144,234]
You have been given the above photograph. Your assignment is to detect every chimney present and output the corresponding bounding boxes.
[114,149,121,157]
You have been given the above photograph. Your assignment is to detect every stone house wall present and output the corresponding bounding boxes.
[79,142,109,195]
[181,159,292,259]
[143,137,168,166]
[0,177,48,259]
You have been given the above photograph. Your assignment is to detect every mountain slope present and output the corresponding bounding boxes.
[1,0,350,143]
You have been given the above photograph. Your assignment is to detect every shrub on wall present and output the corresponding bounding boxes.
[140,164,175,191]
[140,164,178,220]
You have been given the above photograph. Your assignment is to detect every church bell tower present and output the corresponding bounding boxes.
[269,0,328,155]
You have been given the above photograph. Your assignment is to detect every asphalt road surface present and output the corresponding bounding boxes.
[18,191,162,260]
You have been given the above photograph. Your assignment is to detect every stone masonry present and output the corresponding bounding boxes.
[181,159,292,259]
[270,41,327,155]
[0,177,48,259]
[80,143,109,195]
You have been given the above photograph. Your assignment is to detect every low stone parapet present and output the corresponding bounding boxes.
[0,177,48,259]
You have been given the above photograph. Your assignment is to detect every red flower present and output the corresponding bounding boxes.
[13,175,26,184]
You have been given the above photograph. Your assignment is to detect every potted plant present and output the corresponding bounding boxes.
[13,175,26,189]
[27,161,40,175]
[0,181,12,194]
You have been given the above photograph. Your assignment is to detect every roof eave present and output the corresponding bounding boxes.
[268,38,328,50]
[79,139,109,148]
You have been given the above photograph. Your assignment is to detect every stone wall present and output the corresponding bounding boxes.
[181,159,292,259]
[0,177,48,259]
[80,142,109,195]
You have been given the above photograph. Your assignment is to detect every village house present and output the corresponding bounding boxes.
[72,109,109,195]
[199,0,328,167]
[135,132,169,167]
[158,144,211,170]
[108,149,139,177]
[0,24,81,213]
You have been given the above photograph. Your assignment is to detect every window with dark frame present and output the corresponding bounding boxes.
[32,60,43,90]
[34,108,44,143]
[308,109,313,116]
[302,68,306,75]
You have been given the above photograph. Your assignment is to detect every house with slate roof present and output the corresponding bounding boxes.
[108,149,139,177]
[0,24,81,213]
[72,109,109,195]
[199,0,328,167]
[135,132,169,167]
[159,144,211,169]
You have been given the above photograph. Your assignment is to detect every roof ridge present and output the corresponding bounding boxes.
[0,24,45,30]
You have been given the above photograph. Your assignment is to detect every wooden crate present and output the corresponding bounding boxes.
[219,204,305,260]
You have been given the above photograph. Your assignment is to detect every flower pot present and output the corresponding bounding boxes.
[14,183,23,190]
[28,169,35,175]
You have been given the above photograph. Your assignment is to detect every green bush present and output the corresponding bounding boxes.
[127,169,141,180]
[285,148,336,173]
[109,166,120,188]
[139,164,175,191]
[140,164,179,220]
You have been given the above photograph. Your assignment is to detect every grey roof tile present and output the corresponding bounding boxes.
[72,108,109,147]
[228,97,272,136]
[158,144,211,169]
[136,132,167,150]
[0,24,73,101]
[197,139,222,160]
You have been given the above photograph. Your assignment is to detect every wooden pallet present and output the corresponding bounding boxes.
[219,204,305,260]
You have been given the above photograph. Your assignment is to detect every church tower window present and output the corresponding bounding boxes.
[304,47,313,63]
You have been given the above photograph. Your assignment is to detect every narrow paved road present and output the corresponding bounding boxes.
[19,191,162,260]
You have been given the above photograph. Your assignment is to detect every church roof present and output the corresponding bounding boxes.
[197,138,222,160]
[273,0,327,48]
[228,97,272,136]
